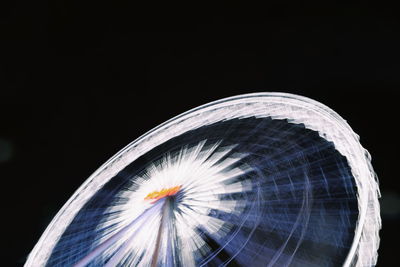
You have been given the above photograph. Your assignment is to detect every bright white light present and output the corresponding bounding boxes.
[88,140,251,266]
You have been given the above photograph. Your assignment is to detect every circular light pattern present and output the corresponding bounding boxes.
[25,93,380,267]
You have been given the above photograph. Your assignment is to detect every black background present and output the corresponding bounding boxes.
[1,2,399,266]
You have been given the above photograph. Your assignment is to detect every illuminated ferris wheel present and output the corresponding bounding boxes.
[25,93,380,267]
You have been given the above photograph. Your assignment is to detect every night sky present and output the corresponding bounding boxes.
[1,3,399,266]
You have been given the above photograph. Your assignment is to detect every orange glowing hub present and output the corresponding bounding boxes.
[144,185,182,203]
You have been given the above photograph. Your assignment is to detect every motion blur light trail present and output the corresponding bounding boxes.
[25,93,380,266]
